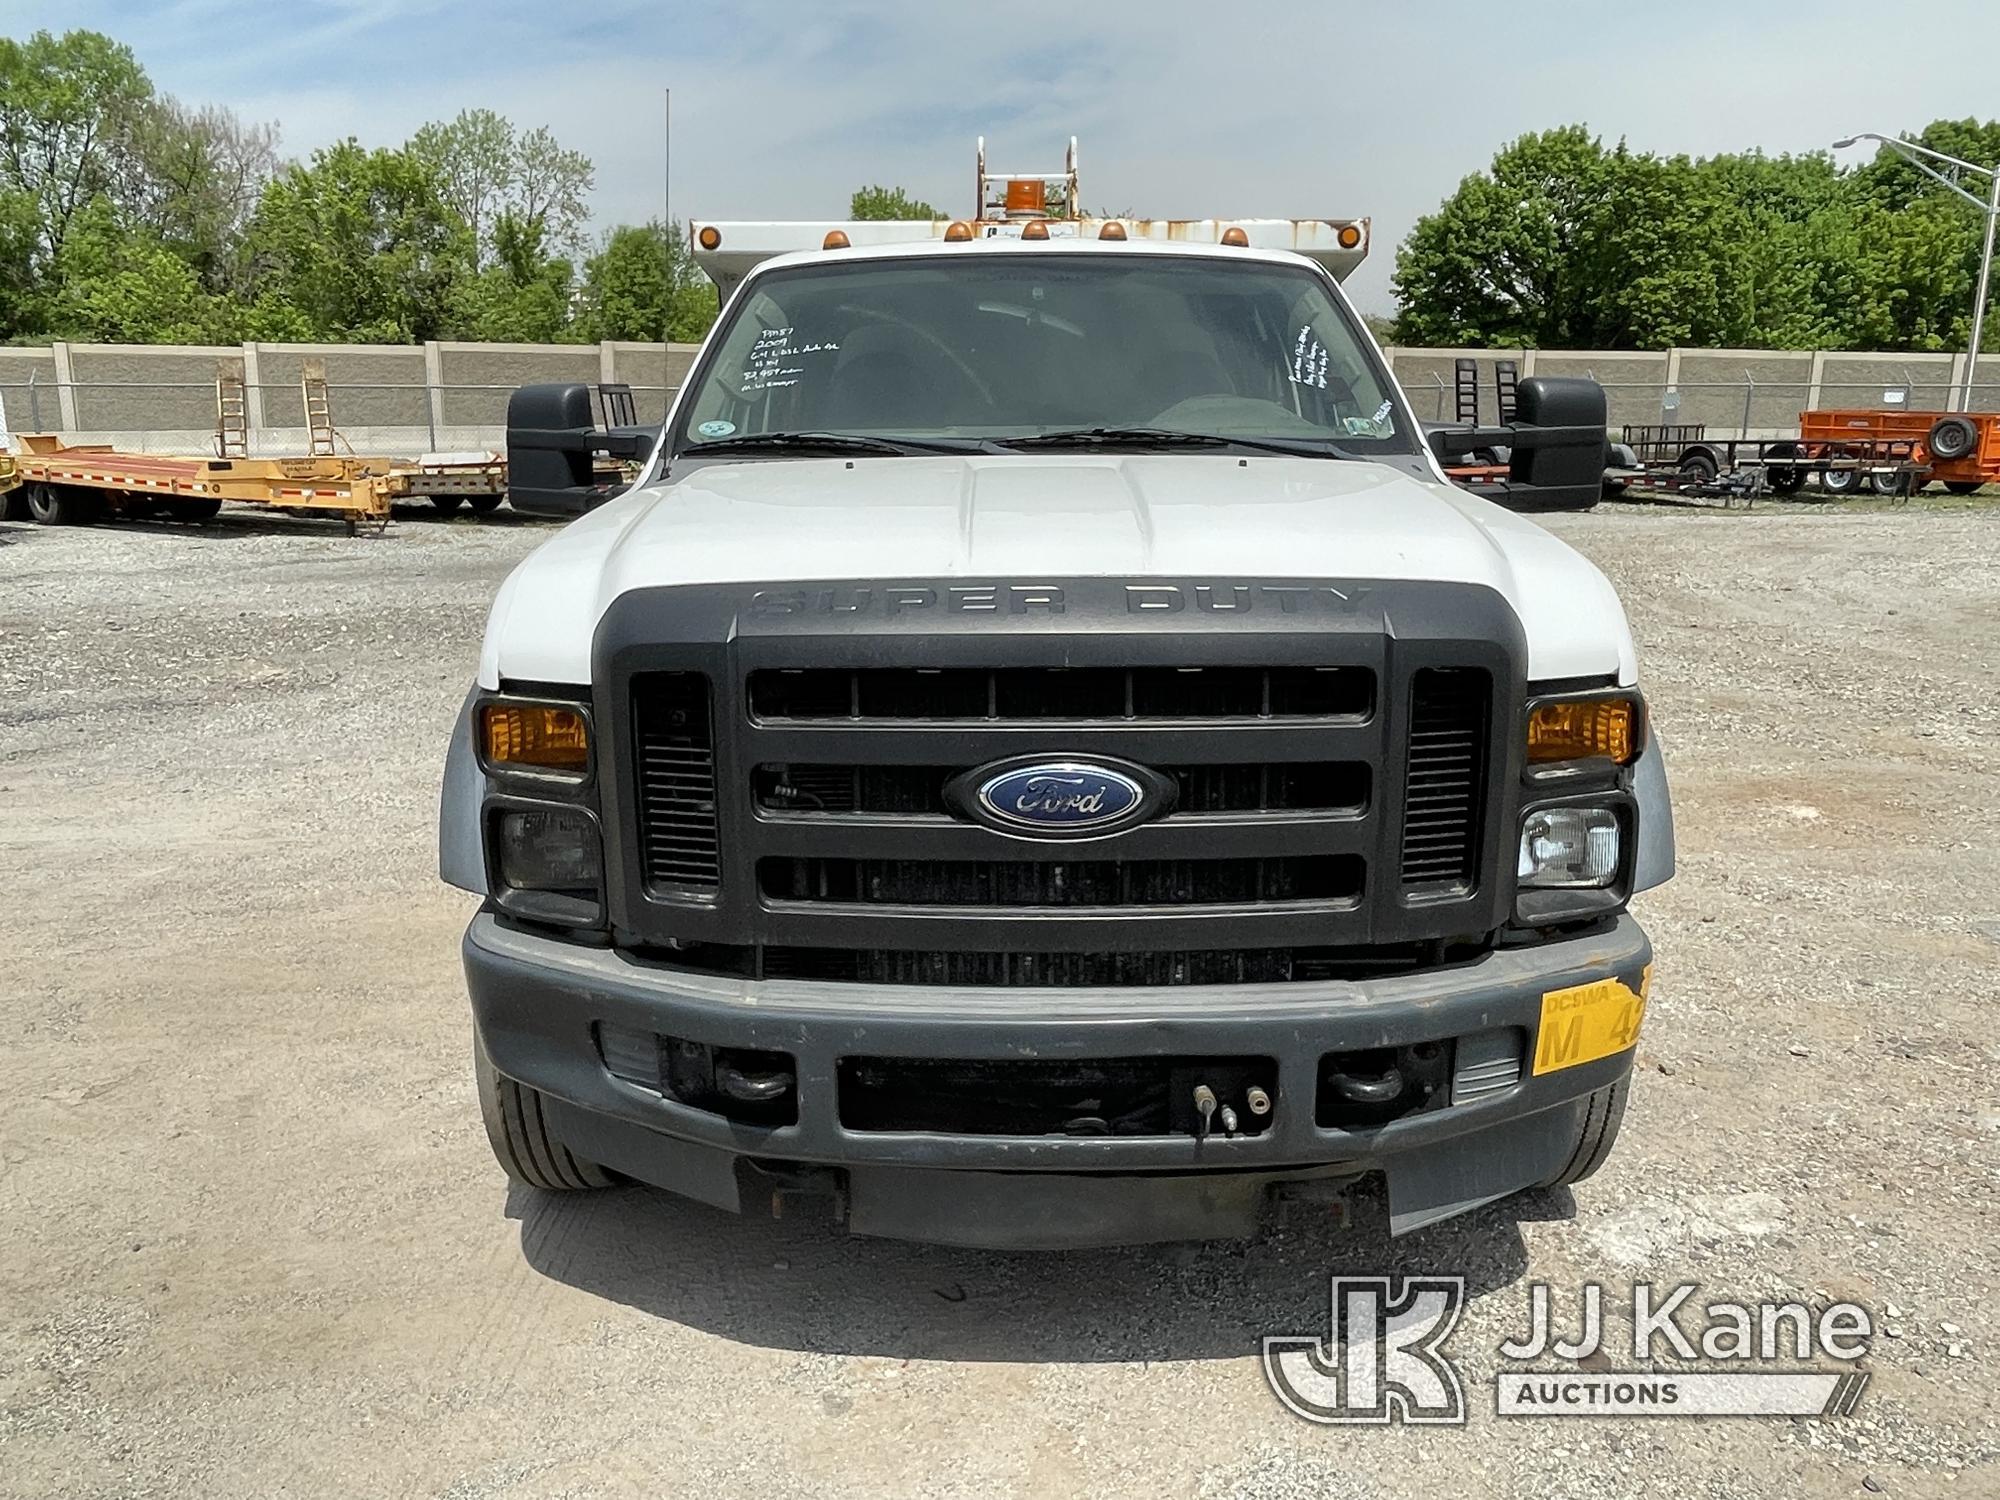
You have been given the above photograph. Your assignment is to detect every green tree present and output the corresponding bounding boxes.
[572,220,715,342]
[1391,121,2000,352]
[448,211,577,342]
[0,30,153,264]
[244,139,472,340]
[850,184,941,220]
[43,198,232,342]
[0,189,41,338]
[130,97,279,294]
[411,110,594,267]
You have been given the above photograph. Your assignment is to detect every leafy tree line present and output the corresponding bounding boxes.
[0,28,717,345]
[1392,121,2000,351]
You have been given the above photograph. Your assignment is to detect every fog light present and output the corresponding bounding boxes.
[1518,806,1620,889]
[496,806,600,892]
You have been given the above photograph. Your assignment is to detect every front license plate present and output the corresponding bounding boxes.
[1532,967,1650,1076]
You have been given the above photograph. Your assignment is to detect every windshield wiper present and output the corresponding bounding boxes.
[683,431,999,457]
[998,426,1359,460]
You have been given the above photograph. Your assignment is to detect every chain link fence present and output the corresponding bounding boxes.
[4,346,1998,457]
[0,378,682,459]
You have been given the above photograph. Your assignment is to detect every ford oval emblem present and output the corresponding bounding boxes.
[960,759,1160,839]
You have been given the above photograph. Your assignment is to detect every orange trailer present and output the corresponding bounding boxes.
[1793,408,1999,495]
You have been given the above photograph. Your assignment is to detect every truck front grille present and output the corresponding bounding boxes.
[615,583,1515,983]
[634,672,721,892]
[749,664,1372,722]
[1400,668,1490,892]
[757,855,1362,909]
[753,761,1369,816]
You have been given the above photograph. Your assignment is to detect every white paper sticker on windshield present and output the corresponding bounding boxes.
[1289,326,1329,389]
[697,419,736,438]
[740,326,841,394]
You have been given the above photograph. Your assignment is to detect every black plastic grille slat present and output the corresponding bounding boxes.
[753,762,1368,816]
[749,665,1372,722]
[752,943,1437,987]
[759,856,1361,909]
[634,673,722,891]
[1400,668,1490,890]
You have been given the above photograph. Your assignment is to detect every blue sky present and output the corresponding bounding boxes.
[5,0,1999,313]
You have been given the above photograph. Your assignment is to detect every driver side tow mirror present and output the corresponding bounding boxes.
[1427,376,1608,512]
[505,383,658,518]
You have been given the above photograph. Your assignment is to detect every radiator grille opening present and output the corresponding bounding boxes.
[1400,667,1490,892]
[749,943,1448,987]
[753,762,1369,816]
[838,1056,1275,1135]
[748,665,1372,722]
[633,672,721,892]
[758,855,1362,908]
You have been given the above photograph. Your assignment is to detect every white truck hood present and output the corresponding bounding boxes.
[478,455,1637,688]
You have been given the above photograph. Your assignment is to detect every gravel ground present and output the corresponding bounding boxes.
[1,497,1995,1499]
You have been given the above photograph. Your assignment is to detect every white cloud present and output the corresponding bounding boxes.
[18,0,2000,312]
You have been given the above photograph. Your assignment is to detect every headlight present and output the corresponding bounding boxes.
[1518,805,1621,889]
[496,805,601,892]
[480,700,590,776]
[488,802,605,928]
[1527,694,1641,765]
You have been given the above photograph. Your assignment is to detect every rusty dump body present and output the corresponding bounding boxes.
[692,135,1370,300]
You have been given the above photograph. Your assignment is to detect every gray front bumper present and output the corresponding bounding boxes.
[464,913,1651,1247]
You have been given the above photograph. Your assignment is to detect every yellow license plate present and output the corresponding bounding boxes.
[1532,967,1650,1076]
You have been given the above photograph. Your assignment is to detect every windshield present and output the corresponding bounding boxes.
[674,254,1412,456]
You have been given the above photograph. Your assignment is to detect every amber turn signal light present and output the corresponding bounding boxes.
[1527,696,1641,765]
[696,225,721,250]
[481,702,590,773]
[1336,223,1363,249]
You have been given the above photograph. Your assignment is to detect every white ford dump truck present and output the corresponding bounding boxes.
[440,146,1674,1248]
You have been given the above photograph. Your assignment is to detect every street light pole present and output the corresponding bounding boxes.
[1968,166,2000,412]
[1833,131,1999,412]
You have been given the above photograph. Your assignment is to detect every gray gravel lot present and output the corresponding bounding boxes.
[1,498,1995,1498]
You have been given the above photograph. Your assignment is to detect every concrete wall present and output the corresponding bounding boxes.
[1,339,704,457]
[9,338,2000,455]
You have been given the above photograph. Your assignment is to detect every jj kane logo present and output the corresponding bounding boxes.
[1263,1278,1874,1425]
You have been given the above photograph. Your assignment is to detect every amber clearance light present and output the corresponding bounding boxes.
[1527,696,1642,766]
[481,702,590,773]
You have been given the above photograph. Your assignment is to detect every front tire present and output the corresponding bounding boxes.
[1944,479,1984,496]
[467,493,504,515]
[167,498,222,522]
[429,494,466,514]
[1538,1077,1630,1187]
[474,1040,614,1191]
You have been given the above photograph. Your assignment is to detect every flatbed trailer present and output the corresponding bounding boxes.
[385,451,509,513]
[11,434,396,530]
[1626,423,1923,499]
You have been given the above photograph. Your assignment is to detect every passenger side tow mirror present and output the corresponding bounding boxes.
[505,383,657,518]
[1427,376,1608,513]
